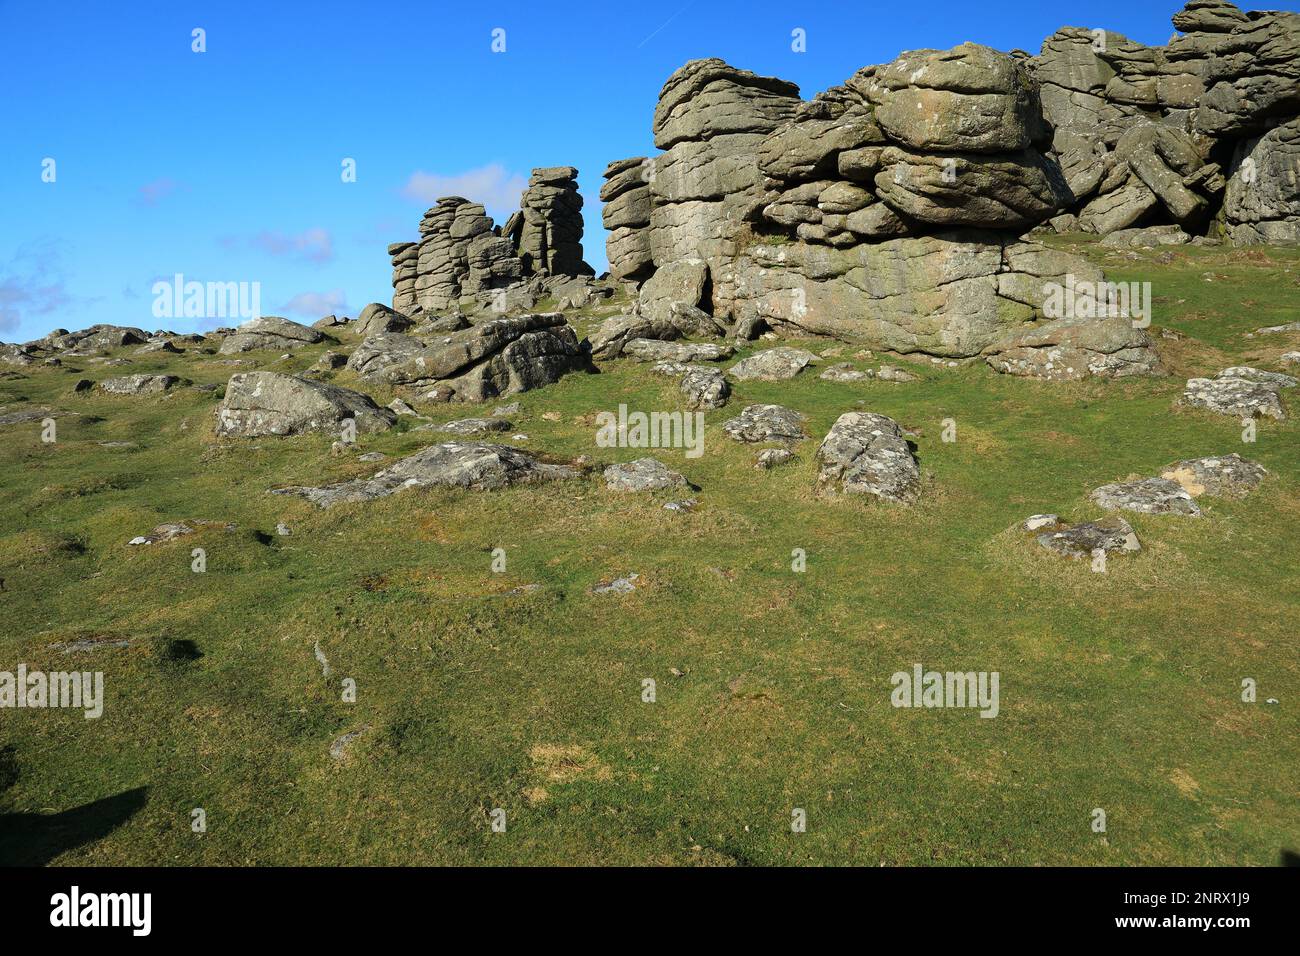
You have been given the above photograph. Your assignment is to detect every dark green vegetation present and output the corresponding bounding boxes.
[1,240,1297,865]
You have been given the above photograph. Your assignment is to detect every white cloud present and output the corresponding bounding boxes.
[399,164,527,219]
[279,289,350,318]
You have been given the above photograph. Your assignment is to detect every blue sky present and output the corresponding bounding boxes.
[2,0,1295,342]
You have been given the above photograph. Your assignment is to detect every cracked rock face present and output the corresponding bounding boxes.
[603,457,691,492]
[273,442,578,508]
[1090,476,1202,516]
[1035,516,1142,558]
[815,412,920,503]
[98,374,179,395]
[721,404,806,444]
[361,313,591,401]
[728,347,818,381]
[216,372,396,437]
[1181,369,1289,420]
[985,316,1160,380]
[217,316,325,354]
[1161,453,1268,498]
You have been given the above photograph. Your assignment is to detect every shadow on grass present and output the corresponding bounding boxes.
[0,786,148,866]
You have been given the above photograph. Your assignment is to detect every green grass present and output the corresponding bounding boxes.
[1,240,1297,865]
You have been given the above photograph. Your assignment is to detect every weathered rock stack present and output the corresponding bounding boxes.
[601,158,654,280]
[601,0,1297,362]
[1031,1,1300,240]
[388,167,591,316]
[518,167,591,278]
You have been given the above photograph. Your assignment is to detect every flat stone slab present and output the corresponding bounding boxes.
[815,411,921,504]
[99,374,179,395]
[1181,375,1287,420]
[1090,477,1201,516]
[1035,516,1141,558]
[1216,366,1297,389]
[273,442,578,508]
[1160,454,1268,499]
[819,363,873,382]
[728,347,818,381]
[603,457,691,492]
[420,417,512,436]
[622,339,733,363]
[722,404,806,443]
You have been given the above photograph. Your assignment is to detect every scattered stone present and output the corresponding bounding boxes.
[755,447,794,469]
[680,367,730,409]
[1160,454,1268,498]
[273,442,578,508]
[819,363,873,382]
[357,452,386,463]
[387,398,418,416]
[330,726,370,761]
[493,402,521,417]
[663,498,697,512]
[1090,477,1202,516]
[1217,366,1297,389]
[722,404,807,444]
[1280,352,1300,366]
[424,417,511,436]
[1023,514,1059,531]
[1099,225,1191,249]
[316,350,346,370]
[98,374,179,395]
[1181,374,1287,420]
[815,412,921,503]
[603,457,691,492]
[728,347,818,381]
[276,523,292,536]
[592,574,639,595]
[876,365,920,383]
[1035,516,1142,559]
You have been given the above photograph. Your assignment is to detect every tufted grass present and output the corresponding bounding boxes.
[0,240,1297,866]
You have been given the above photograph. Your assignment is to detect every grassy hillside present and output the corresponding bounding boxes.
[1,239,1297,866]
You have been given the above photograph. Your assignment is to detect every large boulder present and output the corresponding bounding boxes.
[367,313,591,401]
[1223,117,1300,245]
[218,316,324,354]
[985,317,1160,380]
[215,372,396,437]
[814,412,921,504]
[353,303,413,338]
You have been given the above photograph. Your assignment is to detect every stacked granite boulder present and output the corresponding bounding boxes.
[601,158,654,281]
[1031,0,1300,239]
[600,0,1294,366]
[518,167,592,278]
[388,168,591,317]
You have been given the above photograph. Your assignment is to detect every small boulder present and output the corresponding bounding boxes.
[98,374,179,395]
[216,372,396,437]
[603,458,691,492]
[1035,516,1141,559]
[1160,454,1268,499]
[1090,477,1202,516]
[728,347,818,381]
[815,411,921,504]
[722,404,807,444]
[680,368,730,410]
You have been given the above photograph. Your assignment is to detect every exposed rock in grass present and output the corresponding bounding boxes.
[330,726,370,761]
[815,411,921,503]
[217,316,325,354]
[1099,225,1191,248]
[592,574,639,595]
[728,347,818,381]
[603,457,691,492]
[876,365,920,383]
[1216,366,1297,389]
[273,442,578,508]
[1160,454,1268,498]
[1034,516,1141,558]
[1090,477,1202,516]
[421,417,511,436]
[755,447,794,469]
[98,374,180,395]
[1022,513,1059,531]
[986,317,1159,380]
[621,339,733,363]
[820,363,873,382]
[722,404,807,443]
[680,367,730,409]
[1181,371,1288,420]
[216,372,396,437]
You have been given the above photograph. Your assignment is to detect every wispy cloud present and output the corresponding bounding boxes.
[136,177,183,207]
[222,228,335,264]
[399,164,527,219]
[279,289,350,318]
[0,240,79,338]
